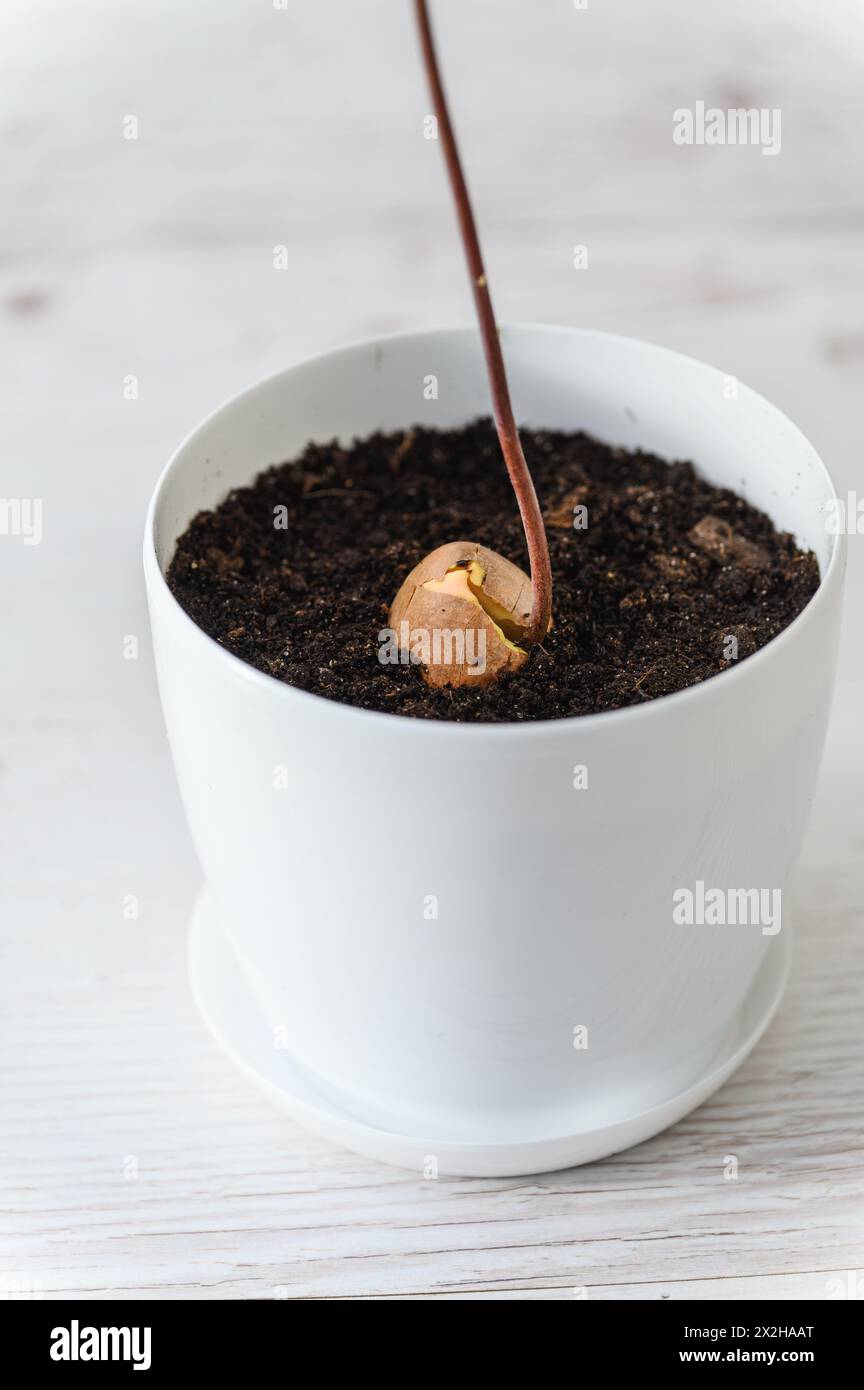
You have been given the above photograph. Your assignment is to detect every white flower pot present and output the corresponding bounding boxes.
[144,326,845,1166]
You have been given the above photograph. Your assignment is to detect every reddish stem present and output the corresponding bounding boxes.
[413,0,552,645]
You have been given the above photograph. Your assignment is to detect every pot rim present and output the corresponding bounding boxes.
[144,323,846,741]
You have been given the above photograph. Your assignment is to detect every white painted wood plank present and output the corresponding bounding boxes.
[353,1271,863,1301]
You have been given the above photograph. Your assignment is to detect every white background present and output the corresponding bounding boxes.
[2,0,862,1299]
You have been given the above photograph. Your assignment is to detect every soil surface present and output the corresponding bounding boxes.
[166,421,820,722]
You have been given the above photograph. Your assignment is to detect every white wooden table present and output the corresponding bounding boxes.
[2,0,862,1300]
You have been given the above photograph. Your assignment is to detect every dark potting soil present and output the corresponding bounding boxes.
[166,421,820,722]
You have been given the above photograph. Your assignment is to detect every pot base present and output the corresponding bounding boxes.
[187,887,791,1178]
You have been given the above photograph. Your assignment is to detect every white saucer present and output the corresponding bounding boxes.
[188,889,791,1178]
